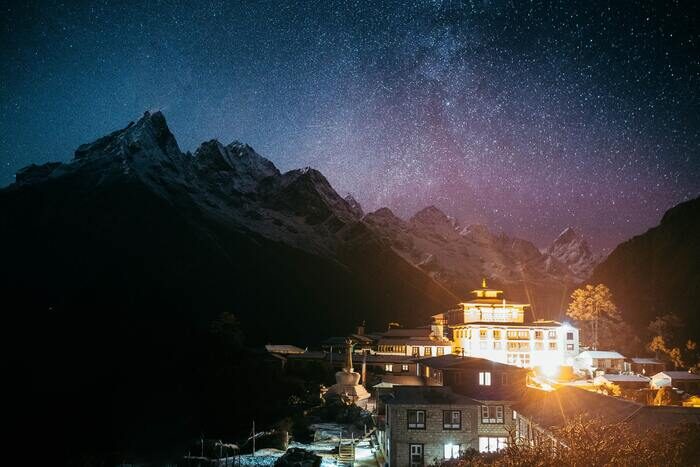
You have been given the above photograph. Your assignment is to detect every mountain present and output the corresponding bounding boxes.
[363,207,601,320]
[589,197,700,337]
[545,227,599,279]
[1,111,459,460]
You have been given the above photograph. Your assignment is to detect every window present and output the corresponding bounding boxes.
[548,342,557,350]
[534,330,543,340]
[548,330,557,339]
[443,410,461,430]
[408,410,426,429]
[507,341,530,351]
[412,347,420,357]
[480,341,487,350]
[567,343,574,351]
[512,409,517,420]
[385,364,393,372]
[507,330,530,339]
[479,371,491,386]
[444,443,460,459]
[501,373,510,385]
[479,437,507,453]
[410,444,424,466]
[493,341,502,350]
[481,405,504,424]
[566,331,574,340]
[480,329,488,339]
[402,364,409,372]
[437,347,444,356]
[534,342,543,350]
[493,329,501,339]
[424,347,432,357]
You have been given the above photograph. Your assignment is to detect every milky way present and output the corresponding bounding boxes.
[1,0,698,249]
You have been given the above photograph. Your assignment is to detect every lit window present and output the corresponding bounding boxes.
[480,329,488,339]
[479,371,491,386]
[408,410,426,429]
[512,409,517,420]
[385,364,393,372]
[425,347,432,357]
[493,329,501,339]
[443,410,461,430]
[402,364,409,372]
[534,330,543,340]
[444,443,460,459]
[410,444,423,466]
[479,436,507,453]
[549,342,557,350]
[412,347,420,357]
[481,405,504,424]
[437,347,444,356]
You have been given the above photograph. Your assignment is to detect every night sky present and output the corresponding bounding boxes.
[1,0,698,250]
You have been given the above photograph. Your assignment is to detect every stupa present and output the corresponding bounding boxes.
[325,338,370,405]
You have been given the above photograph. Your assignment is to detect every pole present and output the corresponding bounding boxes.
[252,420,255,457]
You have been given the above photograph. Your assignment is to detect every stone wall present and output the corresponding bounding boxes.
[387,403,478,466]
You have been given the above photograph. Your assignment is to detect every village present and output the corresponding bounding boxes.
[191,280,700,466]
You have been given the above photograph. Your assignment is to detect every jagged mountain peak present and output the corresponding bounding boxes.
[74,110,181,161]
[344,194,364,218]
[553,226,582,245]
[410,205,458,229]
[194,138,279,188]
[545,226,596,280]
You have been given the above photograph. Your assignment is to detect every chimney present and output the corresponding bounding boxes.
[356,321,365,336]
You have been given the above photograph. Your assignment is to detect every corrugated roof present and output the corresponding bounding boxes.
[265,344,306,354]
[386,386,480,405]
[515,386,700,432]
[577,350,625,359]
[416,354,528,372]
[595,374,650,383]
[654,371,700,381]
[628,357,664,364]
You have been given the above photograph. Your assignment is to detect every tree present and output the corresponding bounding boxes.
[648,314,698,370]
[210,312,244,352]
[566,284,620,350]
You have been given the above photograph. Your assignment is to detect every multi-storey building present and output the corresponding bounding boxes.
[383,386,519,466]
[441,280,579,369]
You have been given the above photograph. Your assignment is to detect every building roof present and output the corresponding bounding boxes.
[594,374,650,383]
[377,338,451,346]
[378,375,432,387]
[265,344,306,355]
[286,351,327,360]
[385,386,481,406]
[515,386,700,432]
[653,371,700,381]
[576,350,625,359]
[452,320,563,328]
[627,357,664,365]
[416,354,527,372]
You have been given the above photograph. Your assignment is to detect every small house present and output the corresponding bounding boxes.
[573,350,625,376]
[651,371,700,395]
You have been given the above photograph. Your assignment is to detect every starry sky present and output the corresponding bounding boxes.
[1,0,698,250]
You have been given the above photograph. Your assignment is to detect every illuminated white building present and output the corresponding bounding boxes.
[439,280,579,369]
